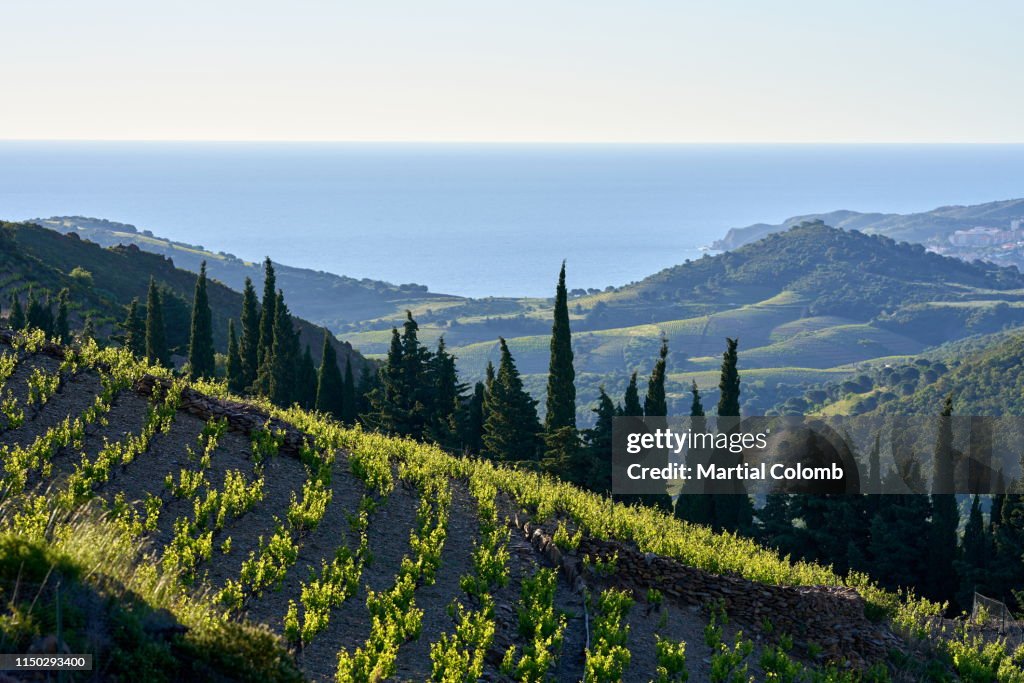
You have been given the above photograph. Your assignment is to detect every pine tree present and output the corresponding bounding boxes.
[120,298,146,357]
[8,295,24,331]
[929,395,960,605]
[545,261,576,433]
[54,289,69,343]
[341,359,357,426]
[583,387,615,492]
[369,313,433,438]
[315,329,345,420]
[188,261,216,380]
[239,277,261,390]
[482,338,540,463]
[644,337,668,417]
[257,258,277,369]
[226,320,245,393]
[145,278,170,367]
[356,364,378,425]
[621,372,642,417]
[426,337,464,449]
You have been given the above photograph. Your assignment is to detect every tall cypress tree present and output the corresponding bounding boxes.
[689,380,704,417]
[929,395,960,605]
[621,372,642,417]
[399,311,432,439]
[239,276,261,390]
[262,291,299,407]
[482,338,540,463]
[316,329,345,420]
[341,359,357,426]
[356,363,378,425]
[145,278,169,367]
[545,261,576,432]
[25,288,50,334]
[711,337,752,534]
[120,298,146,357]
[55,289,69,343]
[8,295,24,331]
[716,337,741,417]
[644,337,669,417]
[257,258,277,369]
[226,320,245,393]
[188,261,216,380]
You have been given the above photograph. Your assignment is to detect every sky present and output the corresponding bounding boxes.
[2,0,1022,143]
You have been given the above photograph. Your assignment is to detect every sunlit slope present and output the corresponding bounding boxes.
[1,331,1012,680]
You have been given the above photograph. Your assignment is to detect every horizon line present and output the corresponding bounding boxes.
[3,138,1024,146]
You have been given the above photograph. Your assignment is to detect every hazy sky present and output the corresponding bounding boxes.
[3,1,1021,142]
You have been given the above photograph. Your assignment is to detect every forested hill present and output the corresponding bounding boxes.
[711,197,1024,250]
[34,216,462,329]
[0,221,369,373]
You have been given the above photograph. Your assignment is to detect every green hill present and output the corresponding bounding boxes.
[0,332,1013,680]
[0,221,370,375]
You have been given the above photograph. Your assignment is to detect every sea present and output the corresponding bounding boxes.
[1,142,1023,298]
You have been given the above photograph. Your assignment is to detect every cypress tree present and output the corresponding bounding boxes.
[187,261,216,380]
[145,278,169,367]
[716,337,741,417]
[257,258,277,369]
[25,288,46,333]
[239,277,261,389]
[297,344,318,410]
[711,336,752,534]
[584,387,616,493]
[55,289,69,343]
[315,329,345,420]
[226,320,245,393]
[484,361,495,397]
[263,291,299,407]
[9,295,24,331]
[341,359,357,426]
[482,338,540,463]
[120,297,146,357]
[993,493,1024,606]
[689,380,704,417]
[621,372,642,417]
[644,337,669,417]
[399,311,432,439]
[545,261,576,432]
[929,395,960,605]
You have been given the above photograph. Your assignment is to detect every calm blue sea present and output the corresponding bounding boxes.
[1,142,1023,297]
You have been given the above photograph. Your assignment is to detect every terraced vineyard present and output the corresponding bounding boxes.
[0,330,1019,681]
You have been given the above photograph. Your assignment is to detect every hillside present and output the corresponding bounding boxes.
[0,330,1012,681]
[711,197,1024,250]
[34,216,464,330]
[802,329,1024,417]
[0,221,370,375]
[348,222,1024,420]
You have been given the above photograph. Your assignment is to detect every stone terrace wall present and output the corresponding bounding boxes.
[513,515,902,669]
